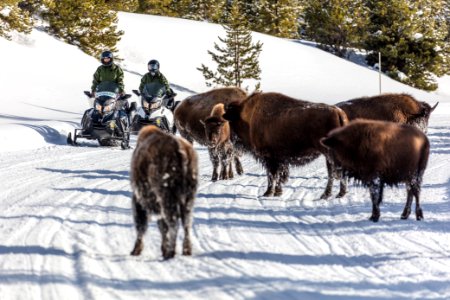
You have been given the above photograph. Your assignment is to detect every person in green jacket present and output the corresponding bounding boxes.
[139,59,172,96]
[91,51,125,96]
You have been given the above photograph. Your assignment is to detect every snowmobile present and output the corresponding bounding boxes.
[67,81,133,149]
[130,82,179,134]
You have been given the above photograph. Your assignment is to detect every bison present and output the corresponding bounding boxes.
[222,92,348,198]
[336,93,438,132]
[202,103,242,180]
[320,119,430,222]
[130,125,198,259]
[174,87,246,181]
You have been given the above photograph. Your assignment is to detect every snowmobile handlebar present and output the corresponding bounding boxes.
[132,90,141,96]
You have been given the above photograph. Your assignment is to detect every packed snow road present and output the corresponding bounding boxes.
[0,115,450,300]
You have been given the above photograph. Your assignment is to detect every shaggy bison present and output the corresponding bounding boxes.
[222,92,348,198]
[336,93,438,132]
[174,87,246,181]
[203,103,242,180]
[321,120,430,222]
[130,125,198,259]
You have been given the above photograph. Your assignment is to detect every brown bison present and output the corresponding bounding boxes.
[222,92,349,198]
[202,103,241,180]
[336,93,438,132]
[174,87,246,181]
[320,119,430,222]
[130,125,198,259]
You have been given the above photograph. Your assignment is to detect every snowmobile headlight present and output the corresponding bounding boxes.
[143,100,149,109]
[103,102,115,113]
[150,101,161,110]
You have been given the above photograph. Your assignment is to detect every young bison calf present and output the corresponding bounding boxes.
[321,120,429,222]
[202,103,243,181]
[130,125,198,259]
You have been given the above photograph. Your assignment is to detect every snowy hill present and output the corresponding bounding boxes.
[1,12,450,300]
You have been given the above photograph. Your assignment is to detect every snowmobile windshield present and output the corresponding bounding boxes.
[96,81,119,100]
[142,82,166,101]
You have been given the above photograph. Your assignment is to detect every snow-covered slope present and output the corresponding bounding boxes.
[1,12,450,300]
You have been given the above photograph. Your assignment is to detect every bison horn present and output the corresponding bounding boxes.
[431,102,439,112]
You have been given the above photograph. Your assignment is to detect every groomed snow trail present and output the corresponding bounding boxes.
[1,115,450,300]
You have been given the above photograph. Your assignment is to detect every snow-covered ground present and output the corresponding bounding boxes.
[0,12,450,300]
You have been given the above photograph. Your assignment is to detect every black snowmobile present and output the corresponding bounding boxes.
[130,82,179,134]
[67,81,133,149]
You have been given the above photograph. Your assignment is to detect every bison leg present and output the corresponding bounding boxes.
[275,165,289,196]
[263,160,285,197]
[180,200,194,256]
[219,147,232,180]
[130,194,149,256]
[208,148,220,181]
[369,181,384,222]
[234,155,244,176]
[412,179,424,220]
[401,184,414,220]
[158,215,178,260]
[320,158,335,199]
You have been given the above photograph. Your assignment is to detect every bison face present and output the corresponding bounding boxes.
[222,102,242,122]
[411,102,439,133]
[203,116,226,146]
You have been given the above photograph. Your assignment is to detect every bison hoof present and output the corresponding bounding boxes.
[401,207,411,220]
[320,192,331,200]
[369,215,380,222]
[336,191,346,198]
[274,188,283,197]
[211,175,218,182]
[263,190,274,197]
[130,244,143,256]
[162,250,176,260]
[416,209,424,221]
[182,247,192,256]
[236,167,244,175]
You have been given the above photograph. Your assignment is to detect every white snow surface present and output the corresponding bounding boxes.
[1,12,450,300]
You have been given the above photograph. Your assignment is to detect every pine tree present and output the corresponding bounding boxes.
[257,0,300,38]
[137,0,190,17]
[105,0,139,12]
[198,1,263,90]
[184,0,226,22]
[0,0,34,39]
[45,0,124,58]
[365,0,448,90]
[302,0,368,57]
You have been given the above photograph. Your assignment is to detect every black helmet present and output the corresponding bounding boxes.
[100,51,113,66]
[148,59,160,75]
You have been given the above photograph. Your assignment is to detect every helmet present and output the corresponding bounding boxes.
[100,51,113,66]
[148,59,160,75]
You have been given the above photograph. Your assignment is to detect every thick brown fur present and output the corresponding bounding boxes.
[174,87,246,181]
[130,125,198,259]
[203,103,242,181]
[336,93,438,132]
[321,119,430,222]
[223,92,349,198]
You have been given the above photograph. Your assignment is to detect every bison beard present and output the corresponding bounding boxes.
[223,92,349,198]
[130,126,198,259]
[321,120,430,222]
[174,87,246,181]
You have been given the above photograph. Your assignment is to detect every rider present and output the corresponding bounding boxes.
[139,59,174,106]
[91,50,125,96]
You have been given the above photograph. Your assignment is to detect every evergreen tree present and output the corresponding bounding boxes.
[365,0,448,90]
[198,1,263,90]
[137,0,190,17]
[45,0,124,58]
[257,0,300,38]
[302,0,368,57]
[105,0,139,12]
[184,0,226,22]
[0,0,34,39]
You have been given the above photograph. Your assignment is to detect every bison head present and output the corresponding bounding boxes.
[202,116,227,146]
[222,102,242,122]
[411,101,438,133]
